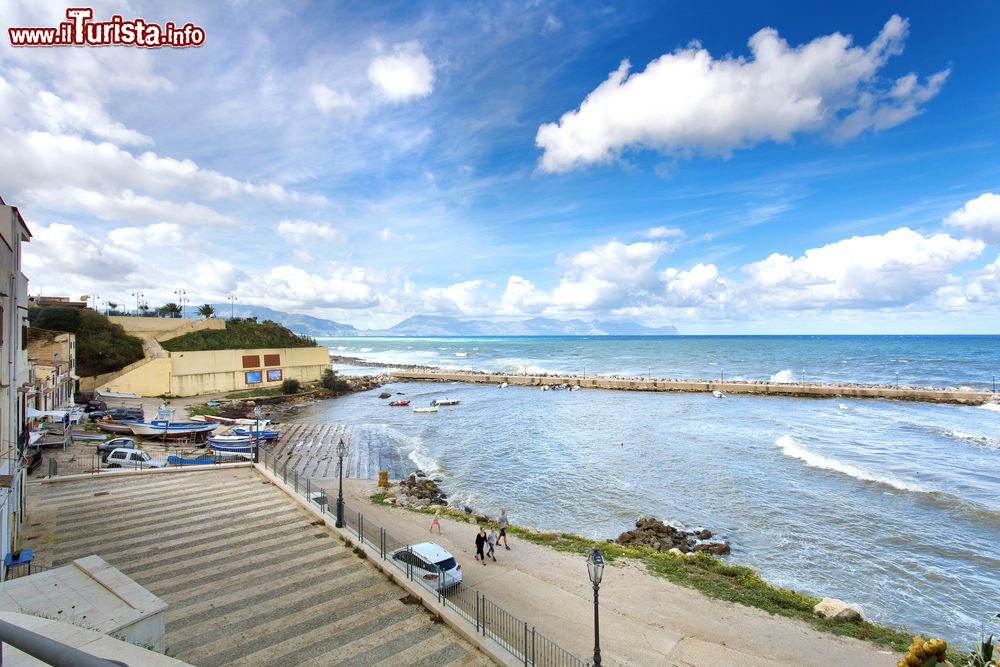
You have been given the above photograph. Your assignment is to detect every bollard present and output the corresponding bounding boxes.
[47,458,57,479]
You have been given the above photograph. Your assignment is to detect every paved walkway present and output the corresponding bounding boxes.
[318,478,901,667]
[22,469,493,667]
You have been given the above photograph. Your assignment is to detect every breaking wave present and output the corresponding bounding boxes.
[770,369,795,383]
[775,435,930,493]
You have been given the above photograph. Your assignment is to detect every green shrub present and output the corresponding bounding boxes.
[28,308,144,376]
[161,318,316,352]
[320,368,350,393]
[281,379,301,394]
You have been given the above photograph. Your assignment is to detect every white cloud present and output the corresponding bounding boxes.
[420,280,491,314]
[251,265,379,309]
[22,222,139,281]
[107,223,184,248]
[30,188,237,227]
[536,15,948,172]
[276,220,344,244]
[662,264,731,307]
[0,130,326,206]
[744,227,983,309]
[944,193,1000,243]
[544,15,562,32]
[500,275,549,315]
[368,42,435,102]
[643,226,684,239]
[309,84,358,113]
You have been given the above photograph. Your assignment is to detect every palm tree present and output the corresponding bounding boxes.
[197,304,216,318]
[157,302,182,318]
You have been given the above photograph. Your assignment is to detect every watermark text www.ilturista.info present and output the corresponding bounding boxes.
[9,8,205,48]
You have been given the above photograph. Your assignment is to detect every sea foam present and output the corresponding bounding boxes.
[770,369,795,383]
[775,435,928,493]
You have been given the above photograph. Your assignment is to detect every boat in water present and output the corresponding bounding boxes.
[498,382,508,389]
[712,390,725,398]
[389,400,411,407]
[431,399,460,406]
[413,406,439,413]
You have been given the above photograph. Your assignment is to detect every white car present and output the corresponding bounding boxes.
[390,542,463,589]
[105,448,167,470]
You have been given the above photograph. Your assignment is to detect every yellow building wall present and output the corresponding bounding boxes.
[97,358,172,396]
[168,347,330,397]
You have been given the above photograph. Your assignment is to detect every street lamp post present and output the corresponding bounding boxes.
[895,371,899,389]
[335,439,347,528]
[647,366,651,382]
[174,288,187,318]
[227,294,238,320]
[253,405,261,464]
[586,547,605,666]
[130,291,143,317]
[721,367,725,384]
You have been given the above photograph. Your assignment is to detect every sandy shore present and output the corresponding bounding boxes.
[309,477,898,667]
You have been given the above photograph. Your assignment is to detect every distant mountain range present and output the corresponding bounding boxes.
[213,305,678,337]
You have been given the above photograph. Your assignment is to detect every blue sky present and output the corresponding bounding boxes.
[2,0,999,333]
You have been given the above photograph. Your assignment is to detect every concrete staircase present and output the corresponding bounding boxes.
[25,469,492,667]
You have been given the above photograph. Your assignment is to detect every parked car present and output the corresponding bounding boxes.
[105,448,167,470]
[89,407,144,423]
[95,437,137,462]
[83,399,108,413]
[389,542,463,589]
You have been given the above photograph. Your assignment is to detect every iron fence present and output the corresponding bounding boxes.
[258,447,587,667]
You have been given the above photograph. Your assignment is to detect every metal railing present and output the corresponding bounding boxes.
[259,448,587,667]
[0,618,129,666]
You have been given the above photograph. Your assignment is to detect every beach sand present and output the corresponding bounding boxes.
[313,477,898,667]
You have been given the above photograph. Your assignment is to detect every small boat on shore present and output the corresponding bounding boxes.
[389,400,411,407]
[413,406,439,413]
[128,420,218,437]
[96,419,135,434]
[96,389,142,400]
[431,399,460,406]
[233,427,279,441]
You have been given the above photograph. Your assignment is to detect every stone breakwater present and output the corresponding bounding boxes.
[616,515,731,555]
[389,369,996,405]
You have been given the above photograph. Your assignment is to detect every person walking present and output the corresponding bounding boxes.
[474,527,488,565]
[486,527,498,561]
[498,508,511,550]
[430,509,442,534]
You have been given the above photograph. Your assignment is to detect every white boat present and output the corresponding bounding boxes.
[208,434,253,446]
[712,390,725,398]
[431,399,460,406]
[498,382,508,389]
[96,419,135,434]
[570,385,581,391]
[413,406,439,413]
[96,389,143,399]
[541,385,550,391]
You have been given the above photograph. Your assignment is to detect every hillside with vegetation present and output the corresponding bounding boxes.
[161,317,317,352]
[28,307,145,376]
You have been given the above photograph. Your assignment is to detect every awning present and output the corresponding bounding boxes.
[26,407,68,419]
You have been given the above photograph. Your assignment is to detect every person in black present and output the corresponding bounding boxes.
[474,527,487,566]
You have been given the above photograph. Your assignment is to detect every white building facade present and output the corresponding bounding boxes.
[0,199,32,580]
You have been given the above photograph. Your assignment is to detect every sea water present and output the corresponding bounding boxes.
[296,336,1000,643]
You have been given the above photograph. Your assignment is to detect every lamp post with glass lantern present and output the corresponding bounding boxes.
[586,547,605,666]
[253,405,261,463]
[335,439,347,528]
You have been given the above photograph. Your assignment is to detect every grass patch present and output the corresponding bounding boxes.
[187,405,220,417]
[369,493,939,656]
[161,317,316,352]
[224,388,283,399]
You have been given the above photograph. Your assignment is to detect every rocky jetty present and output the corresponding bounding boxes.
[382,470,448,508]
[616,515,730,555]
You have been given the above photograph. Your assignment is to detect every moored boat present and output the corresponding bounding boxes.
[413,406,439,413]
[431,399,460,406]
[128,420,218,437]
[389,400,411,407]
[712,390,725,398]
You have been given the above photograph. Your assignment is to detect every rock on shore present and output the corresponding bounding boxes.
[382,470,448,508]
[616,515,731,555]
